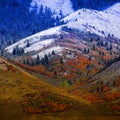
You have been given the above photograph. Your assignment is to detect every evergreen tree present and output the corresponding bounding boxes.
[12,45,24,56]
[44,54,49,66]
[26,40,30,47]
[36,55,40,65]
[110,44,113,50]
[52,50,55,55]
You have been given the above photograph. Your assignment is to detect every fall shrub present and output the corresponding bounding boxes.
[7,65,16,73]
[105,92,120,101]
[103,86,109,92]
[111,105,120,111]
[83,93,103,103]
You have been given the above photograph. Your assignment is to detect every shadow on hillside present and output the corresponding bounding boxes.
[71,0,120,10]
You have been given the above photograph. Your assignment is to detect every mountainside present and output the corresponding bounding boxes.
[69,59,120,114]
[5,21,120,88]
[1,0,120,52]
[1,1,120,119]
[31,0,120,12]
[63,3,120,39]
[5,3,120,56]
[5,26,62,54]
[1,57,120,120]
[0,0,65,52]
[0,57,88,120]
[30,0,74,16]
[71,59,120,93]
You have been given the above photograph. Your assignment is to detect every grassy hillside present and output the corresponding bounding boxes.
[0,57,120,120]
[70,60,120,117]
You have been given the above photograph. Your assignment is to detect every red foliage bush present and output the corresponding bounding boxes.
[111,105,120,111]
[106,92,120,101]
[7,65,16,73]
[16,62,54,78]
[22,100,72,114]
[83,93,103,103]
[103,86,109,92]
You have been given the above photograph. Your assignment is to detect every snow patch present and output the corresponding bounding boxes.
[24,39,54,53]
[33,46,63,59]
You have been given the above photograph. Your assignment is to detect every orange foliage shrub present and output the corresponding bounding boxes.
[7,65,16,73]
[25,107,36,114]
[116,81,120,87]
[83,93,103,103]
[64,73,76,79]
[22,100,72,114]
[16,62,54,78]
[103,86,109,92]
[105,92,120,101]
[111,105,120,111]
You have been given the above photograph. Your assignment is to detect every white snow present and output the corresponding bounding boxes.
[105,3,120,16]
[5,26,62,53]
[63,3,120,38]
[24,39,54,53]
[33,46,63,59]
[30,0,74,16]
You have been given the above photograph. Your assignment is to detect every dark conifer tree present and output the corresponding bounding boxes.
[36,55,40,65]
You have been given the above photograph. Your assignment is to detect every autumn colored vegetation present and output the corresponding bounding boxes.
[16,62,54,78]
[21,93,74,114]
[82,93,103,103]
[7,31,120,117]
[105,92,120,101]
[7,64,17,73]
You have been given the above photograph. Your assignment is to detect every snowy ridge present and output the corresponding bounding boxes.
[33,46,63,59]
[30,0,74,16]
[5,26,62,53]
[63,3,120,38]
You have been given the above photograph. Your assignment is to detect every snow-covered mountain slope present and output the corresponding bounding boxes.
[105,3,120,16]
[63,3,120,38]
[5,26,62,54]
[30,0,74,16]
[5,25,67,59]
[5,3,120,57]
